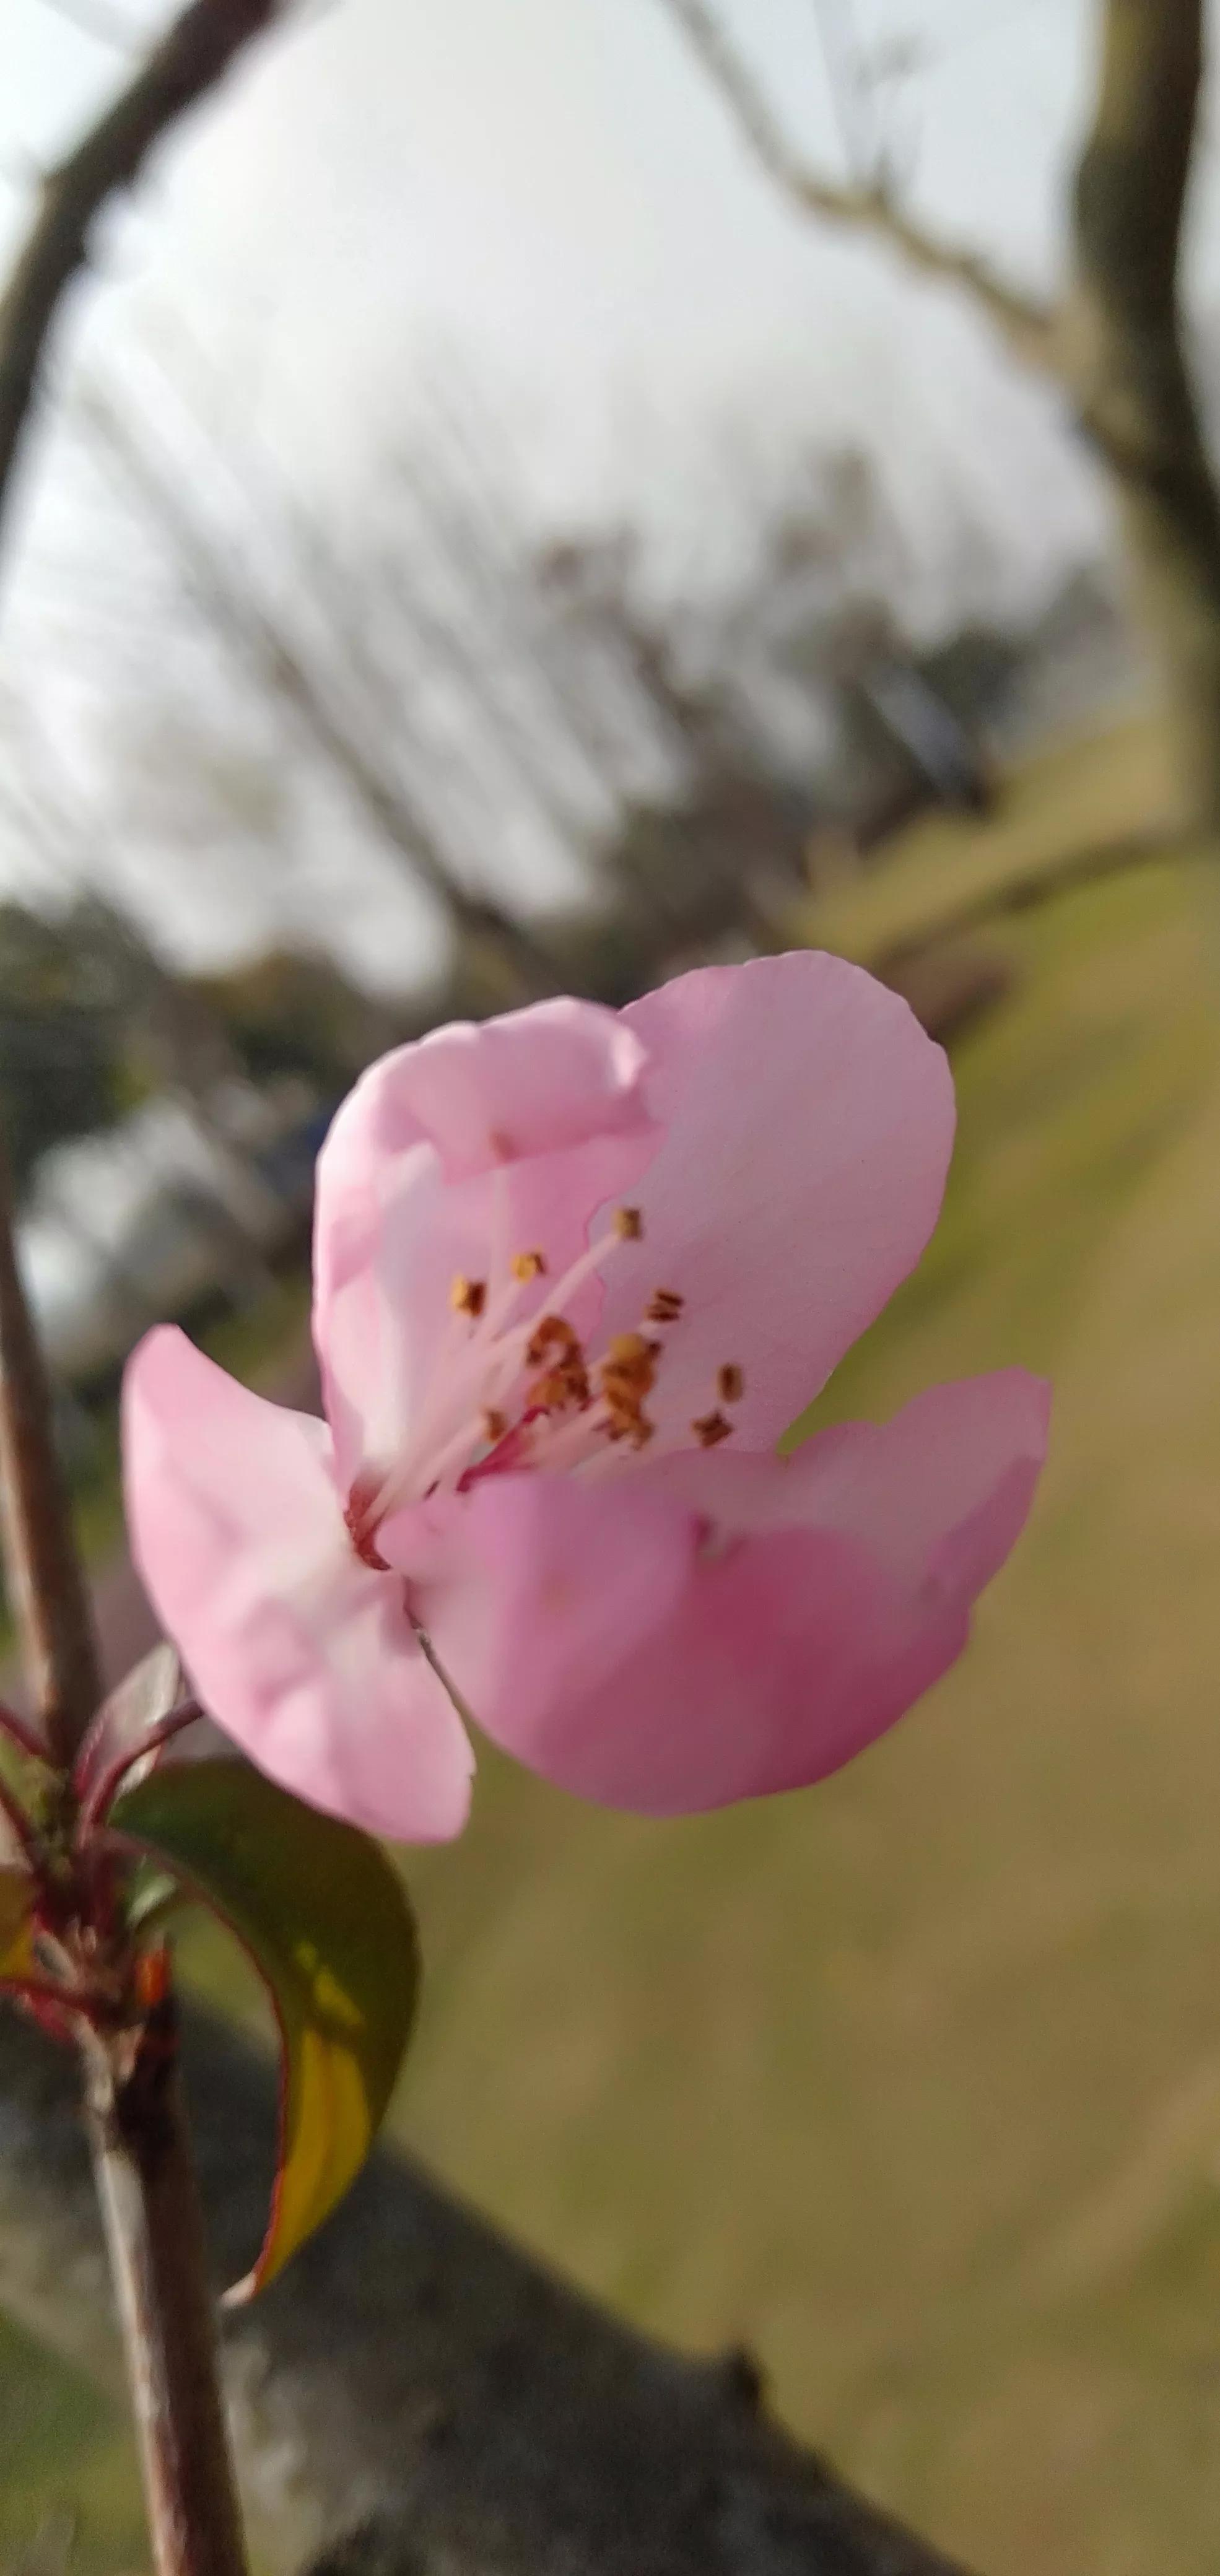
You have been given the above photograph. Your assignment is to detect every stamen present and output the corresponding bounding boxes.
[605,1331,658,1371]
[717,1364,744,1404]
[349,1209,677,1539]
[450,1274,487,1320]
[598,1331,659,1449]
[533,1362,591,1413]
[692,1409,733,1448]
[526,1314,582,1368]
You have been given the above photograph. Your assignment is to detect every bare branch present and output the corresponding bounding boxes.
[868,827,1200,972]
[0,1995,973,2576]
[80,379,564,997]
[0,0,282,545]
[655,0,1059,372]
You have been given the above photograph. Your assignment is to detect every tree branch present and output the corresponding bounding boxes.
[79,378,564,999]
[1066,0,1220,831]
[0,1993,973,2576]
[654,0,1058,372]
[0,0,282,545]
[860,828,1198,975]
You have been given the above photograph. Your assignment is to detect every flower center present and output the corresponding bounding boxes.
[343,1206,743,1564]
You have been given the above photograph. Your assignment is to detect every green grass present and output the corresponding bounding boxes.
[9,720,1220,2572]
[0,2313,145,2576]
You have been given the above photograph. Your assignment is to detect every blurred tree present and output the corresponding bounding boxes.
[0,897,126,1188]
[659,0,1220,837]
[190,949,406,1092]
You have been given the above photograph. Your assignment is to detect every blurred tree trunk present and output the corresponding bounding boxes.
[0,1995,972,2576]
[1065,0,1220,829]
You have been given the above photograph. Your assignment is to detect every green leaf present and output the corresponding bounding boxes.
[0,1866,34,1981]
[109,1761,419,2300]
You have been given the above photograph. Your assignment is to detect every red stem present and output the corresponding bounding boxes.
[0,1698,50,1765]
[77,1700,204,1842]
[0,1972,103,2026]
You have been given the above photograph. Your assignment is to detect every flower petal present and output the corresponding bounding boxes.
[432,1368,1046,1815]
[416,1468,692,1764]
[656,1368,1050,1588]
[313,1001,657,1486]
[778,1368,1051,1599]
[339,997,651,1182]
[597,951,956,1449]
[122,1328,473,1843]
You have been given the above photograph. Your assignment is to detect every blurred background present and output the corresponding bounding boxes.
[4,2,1220,2570]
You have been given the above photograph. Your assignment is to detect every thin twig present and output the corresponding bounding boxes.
[655,0,1058,371]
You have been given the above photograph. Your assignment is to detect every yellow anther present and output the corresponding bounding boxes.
[692,1409,733,1449]
[717,1364,744,1404]
[511,1250,547,1281]
[450,1275,487,1319]
[534,1364,587,1414]
[614,1206,644,1240]
[526,1313,581,1368]
[606,1332,656,1371]
[481,1409,507,1443]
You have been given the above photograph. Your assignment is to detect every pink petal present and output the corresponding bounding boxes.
[430,1368,1046,1815]
[121,1328,473,1843]
[342,997,651,1182]
[416,1468,692,1751]
[781,1369,1051,1599]
[657,1369,1050,1592]
[313,1001,656,1487]
[597,952,956,1450]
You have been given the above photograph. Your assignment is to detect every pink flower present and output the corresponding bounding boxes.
[122,954,1048,1843]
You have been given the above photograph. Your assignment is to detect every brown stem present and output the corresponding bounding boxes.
[84,1995,248,2576]
[77,1695,204,1837]
[0,1128,102,1770]
[0,1126,248,2576]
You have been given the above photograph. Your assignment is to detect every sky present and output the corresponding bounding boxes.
[1,0,1104,545]
[0,0,1214,978]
